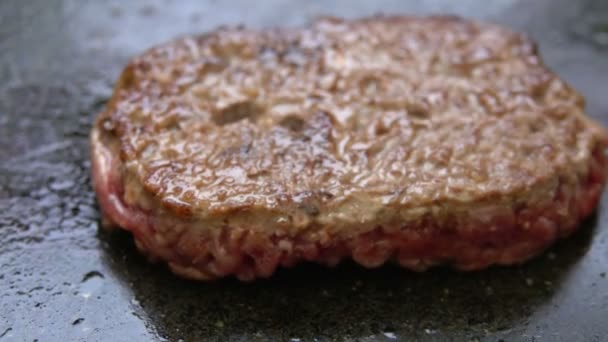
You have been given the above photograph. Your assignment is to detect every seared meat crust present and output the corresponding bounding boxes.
[92,16,608,280]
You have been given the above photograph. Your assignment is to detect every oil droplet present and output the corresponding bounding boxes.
[525,277,534,286]
[79,271,104,299]
[81,271,104,282]
[0,327,12,338]
[49,178,74,191]
[383,332,397,339]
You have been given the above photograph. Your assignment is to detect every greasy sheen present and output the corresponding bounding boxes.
[97,16,607,236]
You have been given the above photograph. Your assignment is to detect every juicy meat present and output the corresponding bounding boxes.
[91,15,608,280]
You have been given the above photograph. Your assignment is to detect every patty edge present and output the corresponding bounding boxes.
[91,126,608,280]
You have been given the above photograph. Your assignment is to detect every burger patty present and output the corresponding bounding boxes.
[91,15,608,281]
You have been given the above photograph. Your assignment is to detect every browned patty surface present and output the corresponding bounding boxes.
[92,16,608,280]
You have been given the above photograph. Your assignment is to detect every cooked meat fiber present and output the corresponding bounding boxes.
[91,16,608,281]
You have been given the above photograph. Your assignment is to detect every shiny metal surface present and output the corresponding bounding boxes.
[1,0,607,341]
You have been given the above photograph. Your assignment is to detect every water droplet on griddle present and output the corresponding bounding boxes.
[383,332,397,339]
[81,270,104,282]
[78,270,104,299]
[48,178,74,192]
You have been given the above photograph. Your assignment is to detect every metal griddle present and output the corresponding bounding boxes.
[1,0,607,341]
